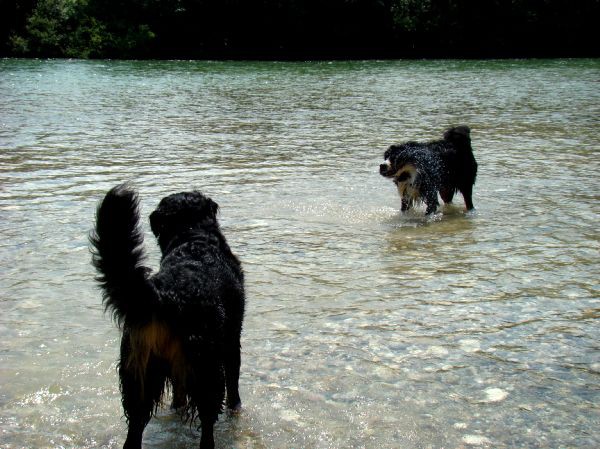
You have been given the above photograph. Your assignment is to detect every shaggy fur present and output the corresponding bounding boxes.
[90,184,245,449]
[379,126,478,214]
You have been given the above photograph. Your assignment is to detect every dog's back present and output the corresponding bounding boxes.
[150,237,244,355]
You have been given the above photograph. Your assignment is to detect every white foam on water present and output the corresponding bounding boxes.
[459,339,481,353]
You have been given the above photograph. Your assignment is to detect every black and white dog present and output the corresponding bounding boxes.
[91,184,245,449]
[379,126,478,214]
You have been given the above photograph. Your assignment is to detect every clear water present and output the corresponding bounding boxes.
[0,58,599,448]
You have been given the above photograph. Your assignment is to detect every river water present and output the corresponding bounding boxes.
[0,58,598,448]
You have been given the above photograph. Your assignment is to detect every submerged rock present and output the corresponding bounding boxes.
[483,387,508,403]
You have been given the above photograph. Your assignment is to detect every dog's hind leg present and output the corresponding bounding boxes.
[460,184,475,210]
[119,340,167,449]
[120,369,149,449]
[225,336,242,412]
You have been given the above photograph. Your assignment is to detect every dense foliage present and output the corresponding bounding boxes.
[2,0,598,59]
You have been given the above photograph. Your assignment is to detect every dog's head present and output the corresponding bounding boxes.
[150,191,219,245]
[379,144,417,182]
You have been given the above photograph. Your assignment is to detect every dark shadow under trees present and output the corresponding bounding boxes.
[2,0,598,59]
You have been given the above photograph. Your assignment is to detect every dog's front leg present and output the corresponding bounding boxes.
[170,379,187,410]
[425,202,439,215]
[424,193,439,215]
[440,188,455,204]
[396,181,412,212]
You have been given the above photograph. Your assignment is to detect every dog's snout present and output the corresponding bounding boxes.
[379,163,389,174]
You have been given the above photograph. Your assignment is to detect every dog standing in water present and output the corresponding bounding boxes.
[91,184,245,449]
[380,126,478,214]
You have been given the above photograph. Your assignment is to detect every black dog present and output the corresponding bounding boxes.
[90,184,245,449]
[379,126,478,214]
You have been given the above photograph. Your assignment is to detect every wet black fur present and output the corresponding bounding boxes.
[90,184,245,449]
[379,126,478,214]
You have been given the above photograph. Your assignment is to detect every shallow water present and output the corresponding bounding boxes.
[0,58,599,448]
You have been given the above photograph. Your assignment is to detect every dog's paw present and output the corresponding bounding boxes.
[227,401,242,416]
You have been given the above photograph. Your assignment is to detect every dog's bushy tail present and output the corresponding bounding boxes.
[444,126,472,151]
[90,184,156,327]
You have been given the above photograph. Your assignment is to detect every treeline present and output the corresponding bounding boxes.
[1,0,598,59]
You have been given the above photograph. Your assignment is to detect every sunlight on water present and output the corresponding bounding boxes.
[0,58,599,448]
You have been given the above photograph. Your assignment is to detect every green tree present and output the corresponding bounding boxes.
[10,0,75,56]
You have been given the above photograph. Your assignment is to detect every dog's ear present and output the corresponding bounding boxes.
[187,192,218,220]
[208,198,219,218]
[149,209,165,237]
[384,147,391,160]
[384,144,402,160]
